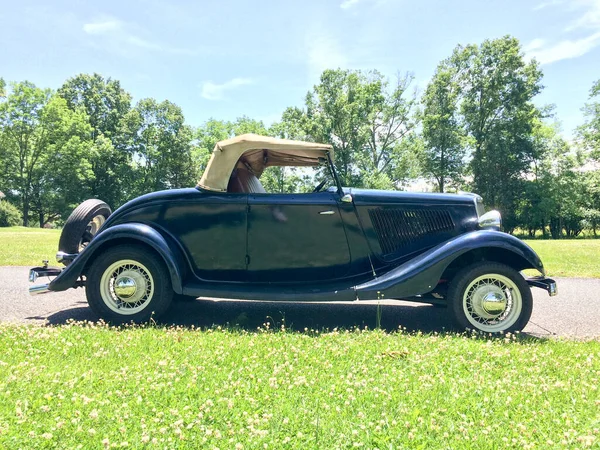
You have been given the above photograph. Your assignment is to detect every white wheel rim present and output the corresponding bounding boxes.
[99,260,154,315]
[78,214,106,251]
[462,273,522,332]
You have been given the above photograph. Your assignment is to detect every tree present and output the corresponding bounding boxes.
[421,66,465,192]
[299,69,418,188]
[126,98,198,196]
[58,73,131,141]
[449,36,543,230]
[58,73,133,208]
[516,121,575,237]
[0,82,91,226]
[578,79,600,161]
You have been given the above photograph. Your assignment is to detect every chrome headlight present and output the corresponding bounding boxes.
[478,210,501,231]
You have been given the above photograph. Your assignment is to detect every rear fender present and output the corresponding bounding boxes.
[355,230,544,299]
[49,223,186,294]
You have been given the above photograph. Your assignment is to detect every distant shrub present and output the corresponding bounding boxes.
[0,201,22,227]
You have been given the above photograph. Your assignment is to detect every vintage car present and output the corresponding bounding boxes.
[28,134,556,333]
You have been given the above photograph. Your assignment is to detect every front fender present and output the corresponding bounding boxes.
[49,223,185,294]
[355,230,544,299]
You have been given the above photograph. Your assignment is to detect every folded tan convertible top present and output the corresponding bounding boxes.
[198,134,334,192]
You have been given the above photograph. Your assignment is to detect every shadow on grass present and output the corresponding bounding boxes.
[33,298,456,334]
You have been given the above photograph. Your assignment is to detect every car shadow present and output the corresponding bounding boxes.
[34,298,454,333]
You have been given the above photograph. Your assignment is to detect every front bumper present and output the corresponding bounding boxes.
[28,266,62,296]
[526,277,557,296]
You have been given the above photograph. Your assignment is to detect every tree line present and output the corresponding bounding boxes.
[0,35,599,237]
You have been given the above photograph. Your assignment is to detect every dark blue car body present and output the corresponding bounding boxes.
[44,185,552,303]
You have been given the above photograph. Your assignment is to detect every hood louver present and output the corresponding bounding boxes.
[368,208,455,256]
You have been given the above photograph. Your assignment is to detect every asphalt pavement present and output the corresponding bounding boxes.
[1,266,599,338]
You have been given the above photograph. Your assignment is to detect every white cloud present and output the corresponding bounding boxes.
[525,32,600,64]
[340,0,361,9]
[305,32,348,80]
[526,0,600,64]
[82,16,195,55]
[565,0,600,31]
[533,0,564,11]
[83,19,121,35]
[201,78,254,101]
[523,38,545,52]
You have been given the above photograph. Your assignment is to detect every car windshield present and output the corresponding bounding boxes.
[260,160,335,194]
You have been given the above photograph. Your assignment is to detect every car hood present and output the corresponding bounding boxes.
[347,188,481,206]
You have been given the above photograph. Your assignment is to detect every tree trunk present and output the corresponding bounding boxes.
[22,198,29,227]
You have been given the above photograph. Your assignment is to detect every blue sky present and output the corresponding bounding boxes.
[1,0,599,136]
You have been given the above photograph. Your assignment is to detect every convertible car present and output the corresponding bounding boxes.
[29,134,557,333]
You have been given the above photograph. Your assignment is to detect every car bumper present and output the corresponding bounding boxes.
[526,277,557,296]
[28,266,62,296]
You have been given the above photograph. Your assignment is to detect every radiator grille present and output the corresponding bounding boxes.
[368,208,455,255]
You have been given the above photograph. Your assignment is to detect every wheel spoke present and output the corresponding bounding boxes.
[100,260,155,315]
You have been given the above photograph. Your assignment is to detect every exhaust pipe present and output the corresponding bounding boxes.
[29,284,51,295]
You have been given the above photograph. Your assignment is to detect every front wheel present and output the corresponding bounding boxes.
[85,245,173,324]
[447,262,533,333]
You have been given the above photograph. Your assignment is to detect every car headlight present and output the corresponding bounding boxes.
[478,210,501,231]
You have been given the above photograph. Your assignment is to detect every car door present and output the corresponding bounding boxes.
[246,191,351,283]
[158,192,249,282]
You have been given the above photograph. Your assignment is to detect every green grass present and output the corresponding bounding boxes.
[525,240,600,278]
[0,227,60,266]
[0,227,598,278]
[0,324,599,448]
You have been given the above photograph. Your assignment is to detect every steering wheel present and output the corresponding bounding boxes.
[312,179,328,193]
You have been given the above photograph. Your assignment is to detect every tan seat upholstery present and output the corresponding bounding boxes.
[227,168,266,194]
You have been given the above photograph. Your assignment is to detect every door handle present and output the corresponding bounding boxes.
[319,210,335,215]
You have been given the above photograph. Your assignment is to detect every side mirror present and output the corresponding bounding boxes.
[341,194,353,203]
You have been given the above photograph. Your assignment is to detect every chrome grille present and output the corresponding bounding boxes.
[368,208,455,255]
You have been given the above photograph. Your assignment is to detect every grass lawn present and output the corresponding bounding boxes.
[1,227,598,278]
[0,227,60,267]
[524,240,600,278]
[0,324,598,448]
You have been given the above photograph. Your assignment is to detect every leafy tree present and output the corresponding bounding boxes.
[0,78,5,98]
[421,66,465,192]
[58,73,133,208]
[449,36,543,230]
[578,80,600,161]
[0,82,91,226]
[126,98,198,196]
[581,169,600,235]
[0,200,22,227]
[298,69,417,188]
[58,73,131,140]
[516,121,574,237]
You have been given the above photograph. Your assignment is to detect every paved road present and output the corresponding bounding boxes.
[1,267,599,338]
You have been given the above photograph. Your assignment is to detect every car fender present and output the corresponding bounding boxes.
[355,230,544,299]
[49,223,186,294]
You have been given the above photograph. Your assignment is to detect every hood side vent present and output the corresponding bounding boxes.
[368,208,455,256]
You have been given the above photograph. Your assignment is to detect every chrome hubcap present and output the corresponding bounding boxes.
[462,274,522,332]
[114,276,137,299]
[100,260,154,315]
[470,285,507,319]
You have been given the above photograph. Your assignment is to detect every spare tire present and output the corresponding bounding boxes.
[59,199,111,255]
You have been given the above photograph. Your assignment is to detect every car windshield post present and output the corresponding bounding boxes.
[326,152,344,196]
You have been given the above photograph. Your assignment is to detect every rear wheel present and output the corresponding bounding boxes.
[59,199,111,256]
[85,245,173,324]
[447,262,533,333]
